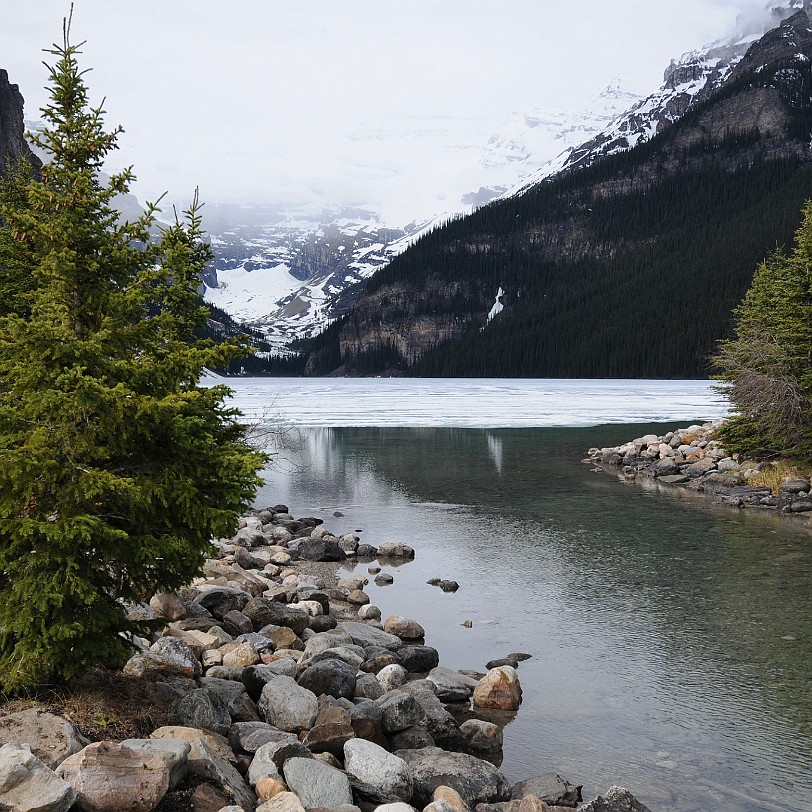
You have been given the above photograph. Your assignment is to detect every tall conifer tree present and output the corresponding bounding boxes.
[715,202,812,460]
[0,20,264,691]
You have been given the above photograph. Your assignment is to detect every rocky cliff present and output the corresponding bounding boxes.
[0,69,39,179]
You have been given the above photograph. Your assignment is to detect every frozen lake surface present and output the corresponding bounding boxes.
[218,377,730,427]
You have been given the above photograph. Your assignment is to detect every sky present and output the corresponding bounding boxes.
[2,1,773,222]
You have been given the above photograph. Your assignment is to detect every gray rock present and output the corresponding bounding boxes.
[200,677,262,724]
[343,738,414,803]
[248,739,311,787]
[377,663,408,692]
[0,742,76,812]
[121,738,191,790]
[187,737,257,811]
[427,667,477,702]
[297,657,357,699]
[398,681,465,750]
[355,672,385,700]
[684,458,717,478]
[283,756,353,809]
[242,663,299,700]
[651,458,679,477]
[779,478,811,494]
[338,621,403,650]
[244,598,308,636]
[125,636,202,679]
[229,721,296,755]
[578,786,652,812]
[357,543,378,556]
[388,725,434,750]
[258,676,319,732]
[398,645,440,673]
[195,585,252,619]
[377,542,415,558]
[376,691,427,733]
[459,719,503,751]
[223,609,254,637]
[394,747,511,807]
[513,773,582,807]
[297,537,347,562]
[0,708,89,768]
[172,688,232,736]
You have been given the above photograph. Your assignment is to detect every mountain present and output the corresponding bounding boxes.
[199,81,644,350]
[290,5,812,378]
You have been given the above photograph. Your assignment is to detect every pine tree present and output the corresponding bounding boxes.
[0,21,265,691]
[715,202,812,460]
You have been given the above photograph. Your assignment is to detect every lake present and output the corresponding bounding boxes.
[223,378,812,812]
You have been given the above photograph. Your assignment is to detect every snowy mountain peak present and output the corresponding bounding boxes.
[509,0,812,197]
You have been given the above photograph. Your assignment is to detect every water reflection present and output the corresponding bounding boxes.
[256,425,812,812]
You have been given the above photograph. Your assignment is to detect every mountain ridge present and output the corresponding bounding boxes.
[287,5,812,379]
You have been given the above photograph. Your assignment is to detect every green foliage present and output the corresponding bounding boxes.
[715,202,812,461]
[0,25,265,692]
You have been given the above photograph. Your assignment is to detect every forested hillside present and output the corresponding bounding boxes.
[289,12,812,379]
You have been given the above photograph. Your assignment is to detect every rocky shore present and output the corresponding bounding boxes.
[0,506,650,812]
[586,421,812,525]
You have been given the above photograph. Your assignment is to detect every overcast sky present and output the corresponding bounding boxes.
[3,1,770,218]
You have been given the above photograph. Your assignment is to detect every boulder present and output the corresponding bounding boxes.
[378,663,408,692]
[301,722,356,756]
[338,621,403,650]
[343,738,414,803]
[0,708,89,768]
[473,666,522,711]
[394,747,511,807]
[459,719,502,751]
[124,636,202,679]
[222,640,261,668]
[248,739,311,786]
[187,737,257,811]
[297,657,357,699]
[149,592,187,620]
[120,738,190,790]
[297,537,347,562]
[513,773,581,807]
[376,691,427,733]
[245,600,308,636]
[199,677,261,724]
[355,672,385,700]
[358,604,382,621]
[384,616,425,640]
[56,741,170,812]
[171,688,232,736]
[398,645,440,673]
[377,542,415,558]
[282,756,353,809]
[578,786,652,812]
[0,742,76,812]
[229,722,296,755]
[195,585,251,619]
[258,676,319,732]
[427,668,477,702]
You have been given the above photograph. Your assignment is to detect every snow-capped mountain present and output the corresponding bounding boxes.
[510,0,812,195]
[201,79,644,348]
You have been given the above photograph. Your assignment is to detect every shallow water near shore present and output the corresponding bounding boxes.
[226,379,812,812]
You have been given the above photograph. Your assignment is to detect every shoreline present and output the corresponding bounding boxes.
[585,421,812,533]
[0,505,648,812]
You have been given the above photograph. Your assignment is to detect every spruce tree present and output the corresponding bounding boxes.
[715,202,812,460]
[0,23,264,691]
